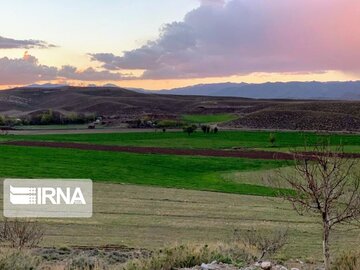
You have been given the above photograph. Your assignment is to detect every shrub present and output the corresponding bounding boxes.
[123,244,251,270]
[234,228,288,261]
[0,219,45,249]
[332,251,360,270]
[0,250,42,270]
[65,254,109,270]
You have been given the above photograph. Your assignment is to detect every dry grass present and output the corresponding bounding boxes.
[0,182,359,261]
[332,251,360,270]
[122,243,253,270]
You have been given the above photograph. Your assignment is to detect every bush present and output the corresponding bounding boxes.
[0,250,42,270]
[332,251,360,270]
[123,244,251,270]
[234,228,288,261]
[0,219,45,249]
[65,254,109,270]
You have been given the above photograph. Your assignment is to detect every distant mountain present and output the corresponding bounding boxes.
[102,83,120,88]
[139,81,360,100]
[26,83,69,89]
[24,81,360,100]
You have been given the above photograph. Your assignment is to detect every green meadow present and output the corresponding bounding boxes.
[182,113,238,123]
[0,145,287,196]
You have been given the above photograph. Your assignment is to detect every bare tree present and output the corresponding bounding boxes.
[0,219,45,249]
[274,141,360,270]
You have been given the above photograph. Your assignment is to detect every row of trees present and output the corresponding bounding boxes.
[0,111,96,126]
[201,125,218,134]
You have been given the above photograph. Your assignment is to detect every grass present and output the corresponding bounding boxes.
[0,183,358,260]
[182,114,238,124]
[3,130,360,152]
[0,145,287,196]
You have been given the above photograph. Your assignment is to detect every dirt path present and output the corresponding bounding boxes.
[4,140,360,160]
[3,140,297,160]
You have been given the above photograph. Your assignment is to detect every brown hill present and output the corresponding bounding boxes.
[2,86,360,131]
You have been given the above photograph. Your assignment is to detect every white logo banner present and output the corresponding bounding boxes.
[3,179,93,218]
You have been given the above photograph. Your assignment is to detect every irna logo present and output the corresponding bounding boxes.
[10,186,86,205]
[4,179,92,218]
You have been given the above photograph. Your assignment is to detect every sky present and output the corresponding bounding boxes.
[0,0,359,90]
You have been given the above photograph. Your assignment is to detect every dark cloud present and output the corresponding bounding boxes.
[0,53,125,85]
[0,35,56,49]
[91,0,360,79]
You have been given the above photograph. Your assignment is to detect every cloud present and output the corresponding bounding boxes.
[0,52,124,85]
[200,0,225,6]
[0,52,58,85]
[58,65,123,81]
[0,35,56,49]
[91,0,360,79]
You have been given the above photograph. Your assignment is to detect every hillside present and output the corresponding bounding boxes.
[2,86,360,131]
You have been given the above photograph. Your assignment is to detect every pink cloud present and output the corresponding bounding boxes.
[0,53,125,85]
[91,0,360,79]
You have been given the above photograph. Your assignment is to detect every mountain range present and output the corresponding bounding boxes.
[145,81,360,100]
[23,81,360,100]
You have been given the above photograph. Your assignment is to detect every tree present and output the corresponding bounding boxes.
[274,142,360,270]
[183,125,197,136]
[269,133,276,147]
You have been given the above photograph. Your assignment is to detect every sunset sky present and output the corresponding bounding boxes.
[0,0,359,90]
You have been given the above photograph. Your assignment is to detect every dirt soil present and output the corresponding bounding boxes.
[5,140,360,160]
[2,140,296,160]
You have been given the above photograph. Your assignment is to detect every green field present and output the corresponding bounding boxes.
[1,129,360,262]
[3,130,360,152]
[182,113,238,123]
[0,145,287,196]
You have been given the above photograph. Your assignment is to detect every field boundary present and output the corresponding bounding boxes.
[1,140,305,160]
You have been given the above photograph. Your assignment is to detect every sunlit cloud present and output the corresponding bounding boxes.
[0,35,56,49]
[0,53,126,85]
[91,0,360,79]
